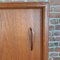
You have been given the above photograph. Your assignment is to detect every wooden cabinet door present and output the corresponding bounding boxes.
[0,9,42,60]
[0,2,48,60]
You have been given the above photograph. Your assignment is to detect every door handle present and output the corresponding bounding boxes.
[29,27,33,51]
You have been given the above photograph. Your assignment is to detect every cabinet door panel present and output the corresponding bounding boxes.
[0,9,42,60]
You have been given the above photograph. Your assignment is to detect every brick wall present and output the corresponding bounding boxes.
[49,0,60,60]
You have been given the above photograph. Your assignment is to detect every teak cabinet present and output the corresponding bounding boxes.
[0,2,48,60]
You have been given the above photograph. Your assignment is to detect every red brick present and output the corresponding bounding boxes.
[49,43,54,47]
[49,37,55,41]
[58,19,60,24]
[54,43,58,46]
[49,0,60,5]
[54,37,60,41]
[49,13,60,18]
[53,58,60,60]
[49,32,52,36]
[54,7,60,12]
[49,7,54,12]
[49,25,54,31]
[49,48,54,52]
[50,53,58,57]
[49,19,58,24]
[49,7,60,12]
[55,25,60,30]
[59,43,60,46]
[49,58,53,60]
[54,32,60,36]
[55,48,60,52]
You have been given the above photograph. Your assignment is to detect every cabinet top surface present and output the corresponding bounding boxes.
[0,2,48,9]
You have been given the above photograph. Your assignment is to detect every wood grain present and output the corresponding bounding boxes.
[0,2,48,60]
[0,2,48,9]
[43,5,48,60]
[0,9,42,60]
